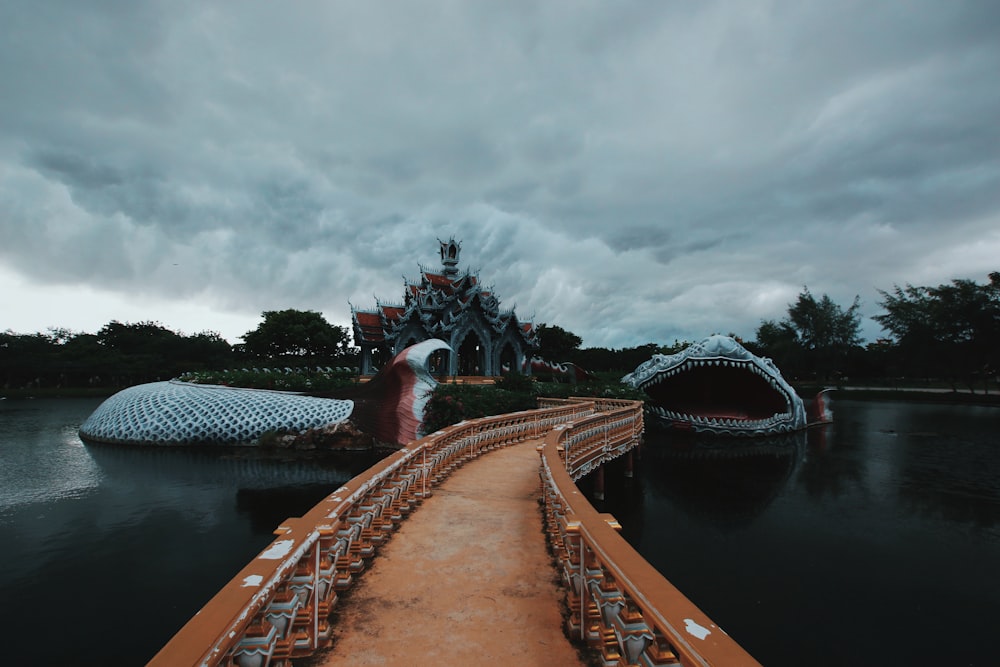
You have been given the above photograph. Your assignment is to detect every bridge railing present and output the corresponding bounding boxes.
[149,400,596,667]
[538,400,761,666]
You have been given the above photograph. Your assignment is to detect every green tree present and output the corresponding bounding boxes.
[0,331,56,388]
[1,322,233,392]
[787,289,863,355]
[56,332,114,386]
[242,309,349,360]
[754,288,863,381]
[535,323,582,362]
[751,319,803,375]
[96,320,174,352]
[875,273,1000,389]
[95,320,232,384]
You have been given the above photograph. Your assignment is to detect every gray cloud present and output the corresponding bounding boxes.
[1,1,998,348]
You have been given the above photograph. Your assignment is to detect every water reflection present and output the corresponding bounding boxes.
[593,400,1000,667]
[892,406,1000,530]
[4,398,998,667]
[83,440,383,489]
[797,418,868,500]
[0,405,104,510]
[0,399,390,666]
[235,484,351,534]
[639,430,806,531]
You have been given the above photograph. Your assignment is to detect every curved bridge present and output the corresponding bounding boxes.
[150,398,759,666]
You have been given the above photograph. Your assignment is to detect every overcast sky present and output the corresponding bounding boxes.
[2,1,998,350]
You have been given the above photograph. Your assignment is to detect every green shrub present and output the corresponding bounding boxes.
[420,376,644,433]
[421,384,537,433]
[494,372,537,393]
[177,367,357,392]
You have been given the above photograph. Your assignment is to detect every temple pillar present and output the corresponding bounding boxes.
[447,334,459,377]
[624,450,634,479]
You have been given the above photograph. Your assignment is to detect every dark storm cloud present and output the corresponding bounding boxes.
[1,1,998,347]
[33,151,124,190]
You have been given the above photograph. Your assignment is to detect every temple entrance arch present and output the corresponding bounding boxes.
[369,346,389,373]
[430,348,450,377]
[397,334,420,355]
[457,331,486,376]
[499,341,519,375]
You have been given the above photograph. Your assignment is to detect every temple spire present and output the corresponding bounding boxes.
[439,237,461,277]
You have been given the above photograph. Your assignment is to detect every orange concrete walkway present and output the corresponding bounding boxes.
[314,440,587,666]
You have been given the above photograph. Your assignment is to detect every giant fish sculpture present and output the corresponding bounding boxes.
[622,334,820,437]
[80,339,449,448]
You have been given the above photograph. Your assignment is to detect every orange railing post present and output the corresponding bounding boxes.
[150,401,594,667]
[150,397,759,667]
[538,401,762,666]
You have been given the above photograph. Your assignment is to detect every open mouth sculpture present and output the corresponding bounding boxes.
[622,334,807,437]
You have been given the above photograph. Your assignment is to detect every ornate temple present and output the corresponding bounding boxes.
[351,239,539,376]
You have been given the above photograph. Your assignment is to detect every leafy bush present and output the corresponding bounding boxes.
[494,372,537,393]
[420,376,645,433]
[178,367,357,392]
[421,384,537,434]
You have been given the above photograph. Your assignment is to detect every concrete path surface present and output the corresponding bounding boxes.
[312,440,588,666]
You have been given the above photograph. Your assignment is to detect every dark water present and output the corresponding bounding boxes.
[586,400,1000,667]
[0,398,383,667]
[2,398,998,666]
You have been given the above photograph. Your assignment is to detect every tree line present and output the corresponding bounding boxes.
[1,309,355,391]
[4,273,998,393]
[536,272,1000,390]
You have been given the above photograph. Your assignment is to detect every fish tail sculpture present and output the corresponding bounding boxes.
[323,338,449,445]
[808,388,835,425]
[79,339,451,448]
[523,356,594,382]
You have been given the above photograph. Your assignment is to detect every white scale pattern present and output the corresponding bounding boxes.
[80,381,354,446]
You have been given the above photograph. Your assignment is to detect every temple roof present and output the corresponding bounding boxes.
[353,310,387,343]
[382,306,405,321]
[351,242,537,348]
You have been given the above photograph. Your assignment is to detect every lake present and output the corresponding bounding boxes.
[0,397,382,666]
[1,396,997,665]
[586,399,1000,666]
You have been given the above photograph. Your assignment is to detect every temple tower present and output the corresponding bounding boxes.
[439,237,461,277]
[352,240,538,377]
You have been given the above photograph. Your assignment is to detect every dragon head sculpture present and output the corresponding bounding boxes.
[622,334,807,437]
